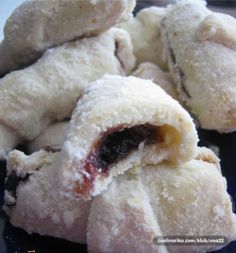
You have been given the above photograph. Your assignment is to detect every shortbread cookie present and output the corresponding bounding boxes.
[4,150,91,243]
[88,147,236,253]
[119,7,167,69]
[0,28,135,159]
[161,0,236,132]
[132,62,178,99]
[28,121,68,153]
[0,0,135,76]
[59,75,198,199]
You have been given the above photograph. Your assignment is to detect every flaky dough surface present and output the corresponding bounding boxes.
[161,0,236,132]
[0,0,135,76]
[0,28,135,157]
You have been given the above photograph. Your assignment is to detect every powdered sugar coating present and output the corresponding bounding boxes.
[197,13,236,50]
[119,6,167,69]
[132,62,178,99]
[89,147,236,253]
[59,75,198,199]
[161,0,236,132]
[0,28,135,154]
[28,121,68,153]
[4,147,236,252]
[0,0,136,76]
[4,150,91,243]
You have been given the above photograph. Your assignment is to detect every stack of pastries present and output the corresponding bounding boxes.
[1,0,236,252]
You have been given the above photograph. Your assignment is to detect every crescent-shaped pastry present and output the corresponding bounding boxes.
[132,62,178,99]
[119,7,167,69]
[28,121,68,153]
[88,147,236,253]
[161,0,236,132]
[3,150,91,244]
[58,75,198,199]
[0,0,135,76]
[0,28,135,159]
[5,148,235,251]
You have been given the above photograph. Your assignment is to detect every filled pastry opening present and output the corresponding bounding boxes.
[97,124,160,170]
[76,124,181,195]
[86,124,181,173]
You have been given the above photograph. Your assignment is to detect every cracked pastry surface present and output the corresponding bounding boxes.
[0,0,135,76]
[132,62,178,99]
[0,28,135,159]
[119,6,167,69]
[161,0,236,132]
[88,147,236,253]
[58,75,198,199]
[4,150,91,244]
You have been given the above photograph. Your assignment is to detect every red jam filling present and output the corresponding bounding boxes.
[75,124,161,195]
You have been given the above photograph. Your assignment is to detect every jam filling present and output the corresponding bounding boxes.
[75,124,161,195]
[97,124,158,171]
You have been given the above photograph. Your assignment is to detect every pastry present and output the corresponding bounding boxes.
[0,28,135,159]
[0,0,135,76]
[119,6,167,69]
[28,121,68,153]
[58,75,198,199]
[88,171,169,253]
[161,0,236,132]
[6,147,234,253]
[3,149,91,243]
[88,147,236,253]
[132,62,178,99]
[197,13,236,50]
[0,124,22,160]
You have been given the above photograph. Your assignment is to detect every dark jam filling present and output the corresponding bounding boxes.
[97,124,158,171]
[76,124,161,196]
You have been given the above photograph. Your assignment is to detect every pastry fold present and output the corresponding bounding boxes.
[132,62,178,99]
[28,121,68,153]
[4,147,236,252]
[0,28,135,158]
[4,150,90,244]
[161,0,236,132]
[88,147,236,253]
[58,75,198,199]
[119,7,167,69]
[0,0,135,76]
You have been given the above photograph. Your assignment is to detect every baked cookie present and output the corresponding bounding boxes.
[161,0,236,132]
[132,62,178,99]
[28,121,68,153]
[6,147,234,252]
[0,28,135,159]
[119,7,167,69]
[0,0,135,76]
[4,150,91,244]
[88,147,236,253]
[58,75,198,199]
